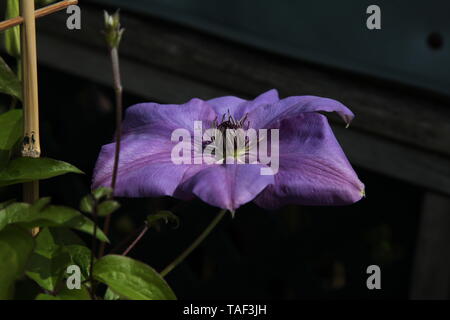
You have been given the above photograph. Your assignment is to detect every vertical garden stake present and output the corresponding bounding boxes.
[21,0,40,159]
[0,1,80,237]
[20,0,40,237]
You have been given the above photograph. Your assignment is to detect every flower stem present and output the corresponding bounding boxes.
[109,47,123,192]
[99,46,123,258]
[160,209,227,277]
[122,223,149,256]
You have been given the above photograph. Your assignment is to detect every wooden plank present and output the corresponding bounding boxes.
[410,192,450,299]
[36,5,450,158]
[37,33,227,103]
[333,126,450,195]
[36,31,450,197]
[32,5,450,196]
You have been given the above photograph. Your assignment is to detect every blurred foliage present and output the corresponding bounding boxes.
[0,225,34,299]
[0,109,22,166]
[36,0,59,7]
[4,0,20,58]
[0,56,21,100]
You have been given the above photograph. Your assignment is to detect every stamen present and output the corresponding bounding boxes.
[204,111,252,161]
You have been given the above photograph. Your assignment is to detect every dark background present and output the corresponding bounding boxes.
[22,67,423,299]
[1,0,449,299]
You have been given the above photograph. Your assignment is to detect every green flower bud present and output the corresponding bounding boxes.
[103,10,125,49]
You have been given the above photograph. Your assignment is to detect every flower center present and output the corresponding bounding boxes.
[204,111,251,161]
[212,110,250,133]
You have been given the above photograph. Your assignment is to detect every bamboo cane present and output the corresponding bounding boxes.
[0,0,78,32]
[20,0,40,236]
[21,0,40,158]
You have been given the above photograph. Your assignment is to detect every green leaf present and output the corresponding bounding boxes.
[63,245,92,281]
[62,286,91,300]
[0,56,21,100]
[92,187,113,201]
[93,255,176,300]
[147,210,180,229]
[0,200,109,243]
[34,294,57,300]
[97,200,120,217]
[0,199,15,210]
[79,194,95,214]
[0,109,22,166]
[48,228,85,246]
[0,157,84,187]
[35,286,91,300]
[25,229,91,293]
[0,202,29,228]
[104,287,120,300]
[5,0,21,58]
[31,197,51,211]
[0,226,35,299]
[25,228,72,292]
[33,205,109,243]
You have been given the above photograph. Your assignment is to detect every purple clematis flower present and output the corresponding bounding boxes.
[92,89,364,212]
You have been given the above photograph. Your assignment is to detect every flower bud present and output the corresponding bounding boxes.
[103,10,125,49]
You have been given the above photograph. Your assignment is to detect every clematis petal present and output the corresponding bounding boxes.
[207,89,280,119]
[175,164,274,212]
[254,113,364,209]
[236,89,280,118]
[122,98,216,135]
[92,97,218,197]
[248,94,354,129]
[207,95,246,116]
[92,135,194,197]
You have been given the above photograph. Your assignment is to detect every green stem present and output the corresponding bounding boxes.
[99,46,123,258]
[160,209,227,277]
[109,47,123,193]
[122,223,149,256]
[89,198,99,300]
